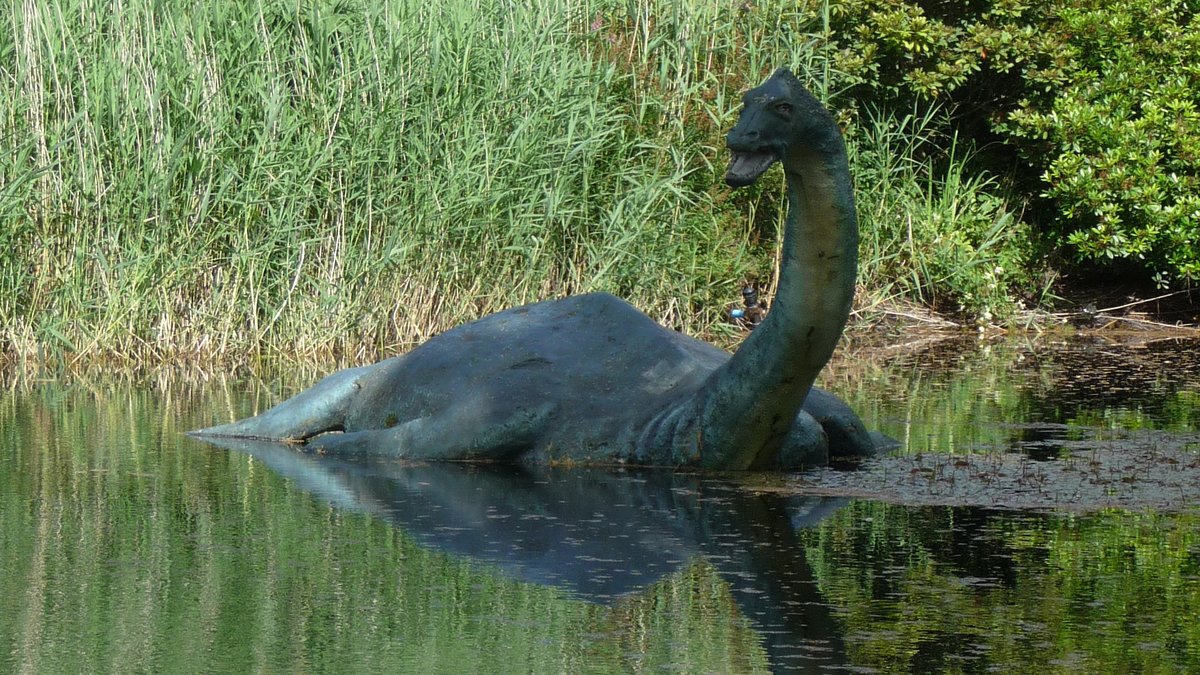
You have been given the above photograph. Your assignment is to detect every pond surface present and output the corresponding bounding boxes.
[3,335,1199,673]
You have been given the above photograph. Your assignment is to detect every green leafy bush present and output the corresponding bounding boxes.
[1004,1,1200,283]
[822,0,1200,283]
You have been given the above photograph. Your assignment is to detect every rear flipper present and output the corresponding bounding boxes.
[306,400,558,462]
[189,364,377,441]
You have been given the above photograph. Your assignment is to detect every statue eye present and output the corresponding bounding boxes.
[773,101,793,117]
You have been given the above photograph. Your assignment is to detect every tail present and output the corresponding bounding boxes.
[189,364,374,442]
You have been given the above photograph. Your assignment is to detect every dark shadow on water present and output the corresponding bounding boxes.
[197,436,851,672]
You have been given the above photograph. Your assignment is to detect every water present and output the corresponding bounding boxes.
[2,336,1199,673]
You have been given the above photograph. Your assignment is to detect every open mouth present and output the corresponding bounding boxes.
[724,150,778,188]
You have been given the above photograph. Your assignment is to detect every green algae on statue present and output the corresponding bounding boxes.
[191,68,888,469]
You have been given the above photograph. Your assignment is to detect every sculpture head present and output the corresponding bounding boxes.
[725,68,831,188]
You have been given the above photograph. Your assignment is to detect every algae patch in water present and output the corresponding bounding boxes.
[789,425,1200,512]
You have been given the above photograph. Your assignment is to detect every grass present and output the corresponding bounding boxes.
[0,0,1039,370]
[849,106,1038,323]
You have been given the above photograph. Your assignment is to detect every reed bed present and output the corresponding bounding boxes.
[0,0,1030,370]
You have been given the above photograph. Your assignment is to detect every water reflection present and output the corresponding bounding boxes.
[833,335,1199,440]
[196,436,851,671]
[800,500,1200,673]
[3,336,1200,673]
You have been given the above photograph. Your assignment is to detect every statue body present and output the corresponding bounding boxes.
[193,68,887,469]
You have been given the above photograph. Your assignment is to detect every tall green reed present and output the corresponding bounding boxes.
[1,0,764,367]
[585,0,1037,325]
[1,0,1037,369]
[850,106,1036,323]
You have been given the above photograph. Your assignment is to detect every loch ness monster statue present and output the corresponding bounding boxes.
[192,68,891,470]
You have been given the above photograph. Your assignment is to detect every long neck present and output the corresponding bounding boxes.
[676,130,858,469]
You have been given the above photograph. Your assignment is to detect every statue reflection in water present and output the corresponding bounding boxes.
[201,437,851,671]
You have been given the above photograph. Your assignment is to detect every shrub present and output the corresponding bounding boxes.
[821,0,1200,284]
[1003,0,1200,284]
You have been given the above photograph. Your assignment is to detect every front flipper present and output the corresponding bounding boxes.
[802,387,878,458]
[777,410,830,470]
[773,387,890,470]
[190,364,376,441]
